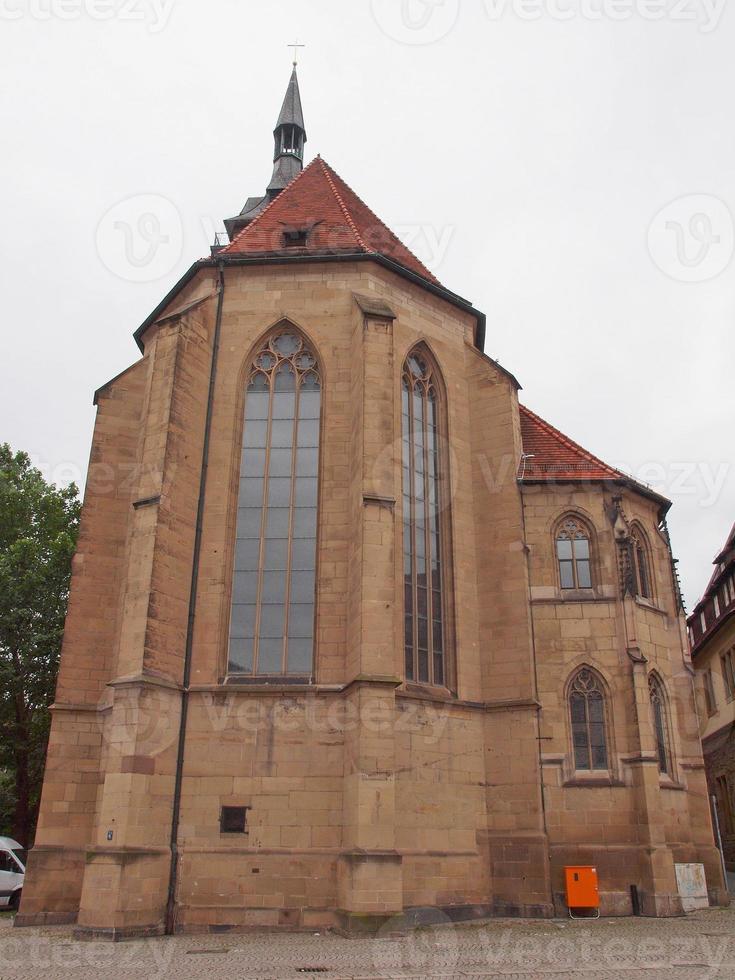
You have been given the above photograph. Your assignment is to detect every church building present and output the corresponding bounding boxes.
[16,68,727,938]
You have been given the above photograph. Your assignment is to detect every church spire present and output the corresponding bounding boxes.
[267,66,307,195]
[222,66,308,243]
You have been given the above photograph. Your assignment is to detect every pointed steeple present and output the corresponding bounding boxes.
[276,67,306,134]
[267,67,307,196]
[222,68,308,243]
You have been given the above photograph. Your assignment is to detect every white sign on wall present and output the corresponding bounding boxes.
[675,863,709,911]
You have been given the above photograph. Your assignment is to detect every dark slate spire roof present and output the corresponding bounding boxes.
[276,67,306,134]
[266,150,302,196]
[223,67,308,242]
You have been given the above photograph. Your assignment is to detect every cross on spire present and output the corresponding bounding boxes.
[288,39,305,66]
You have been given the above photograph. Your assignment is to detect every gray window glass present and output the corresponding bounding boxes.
[228,331,321,676]
[557,520,593,590]
[402,354,446,688]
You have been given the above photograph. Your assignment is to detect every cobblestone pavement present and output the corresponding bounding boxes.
[2,907,735,979]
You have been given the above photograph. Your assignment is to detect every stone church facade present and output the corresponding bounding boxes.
[17,70,727,938]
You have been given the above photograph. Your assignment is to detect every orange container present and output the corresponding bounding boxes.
[565,865,599,909]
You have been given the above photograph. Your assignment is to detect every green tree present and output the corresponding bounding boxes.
[0,445,80,846]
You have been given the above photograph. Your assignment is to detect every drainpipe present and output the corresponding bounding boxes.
[711,794,728,888]
[165,263,226,935]
[517,468,553,910]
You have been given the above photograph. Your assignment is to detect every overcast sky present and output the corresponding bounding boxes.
[1,0,732,610]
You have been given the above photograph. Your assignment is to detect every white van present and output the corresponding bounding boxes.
[0,837,25,911]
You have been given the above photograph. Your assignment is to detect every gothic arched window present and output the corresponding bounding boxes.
[648,673,671,775]
[556,517,593,590]
[556,517,592,589]
[631,525,653,600]
[402,349,448,687]
[228,329,320,677]
[569,668,609,770]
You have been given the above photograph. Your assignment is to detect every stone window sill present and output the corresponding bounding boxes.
[401,682,457,702]
[559,588,597,601]
[533,590,611,604]
[659,776,685,791]
[634,596,667,615]
[223,675,314,688]
[563,772,624,788]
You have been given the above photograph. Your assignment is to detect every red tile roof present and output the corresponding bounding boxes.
[519,404,624,481]
[221,156,440,285]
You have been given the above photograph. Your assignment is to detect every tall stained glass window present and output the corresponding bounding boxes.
[228,330,320,677]
[402,349,447,687]
[569,668,608,770]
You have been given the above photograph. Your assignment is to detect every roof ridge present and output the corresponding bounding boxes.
[220,156,442,285]
[224,157,319,252]
[318,158,438,285]
[316,156,368,251]
[519,403,622,477]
